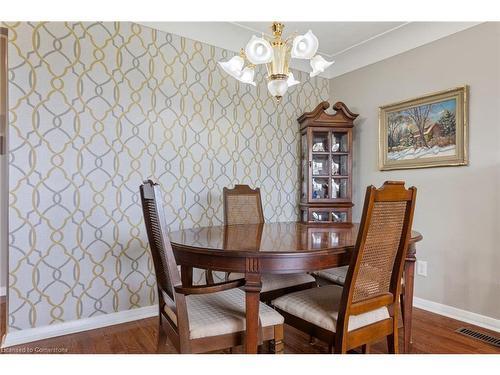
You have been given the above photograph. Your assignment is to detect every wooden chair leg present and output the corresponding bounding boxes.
[400,293,405,324]
[361,344,370,354]
[156,317,166,353]
[156,330,163,353]
[269,324,284,354]
[333,345,345,354]
[205,269,215,285]
[387,333,396,354]
[334,332,347,354]
[387,317,400,354]
[333,339,348,354]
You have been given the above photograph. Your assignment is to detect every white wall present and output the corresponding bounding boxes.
[330,22,500,320]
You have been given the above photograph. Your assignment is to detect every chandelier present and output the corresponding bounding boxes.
[218,22,333,101]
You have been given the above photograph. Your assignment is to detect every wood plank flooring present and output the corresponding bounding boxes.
[1,298,498,354]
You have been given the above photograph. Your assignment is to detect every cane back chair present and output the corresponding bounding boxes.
[272,181,417,353]
[140,180,284,353]
[221,184,317,303]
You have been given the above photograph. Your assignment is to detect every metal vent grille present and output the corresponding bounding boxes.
[456,327,500,348]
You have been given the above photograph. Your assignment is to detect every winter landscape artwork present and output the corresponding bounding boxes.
[379,86,468,170]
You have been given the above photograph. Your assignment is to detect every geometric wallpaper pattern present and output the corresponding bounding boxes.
[3,22,329,331]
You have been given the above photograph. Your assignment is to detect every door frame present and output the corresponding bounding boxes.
[0,26,9,345]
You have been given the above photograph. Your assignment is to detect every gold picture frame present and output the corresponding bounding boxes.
[379,86,468,170]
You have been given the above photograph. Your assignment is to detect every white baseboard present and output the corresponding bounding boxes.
[1,304,158,348]
[0,286,5,297]
[413,297,500,333]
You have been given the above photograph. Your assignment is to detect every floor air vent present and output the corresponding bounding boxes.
[455,327,500,348]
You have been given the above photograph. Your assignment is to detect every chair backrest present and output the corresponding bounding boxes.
[339,181,417,321]
[223,184,265,225]
[140,180,185,321]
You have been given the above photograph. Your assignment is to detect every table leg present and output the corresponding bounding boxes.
[181,265,193,287]
[403,244,416,353]
[244,272,262,354]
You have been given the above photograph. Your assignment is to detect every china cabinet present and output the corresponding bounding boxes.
[298,101,358,224]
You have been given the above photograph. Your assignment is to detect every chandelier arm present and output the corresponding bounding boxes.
[284,32,297,46]
[262,35,273,44]
[238,48,256,68]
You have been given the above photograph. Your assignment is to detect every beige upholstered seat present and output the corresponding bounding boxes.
[228,272,317,293]
[179,288,284,339]
[272,284,389,333]
[315,266,348,285]
[317,266,404,288]
[261,274,317,293]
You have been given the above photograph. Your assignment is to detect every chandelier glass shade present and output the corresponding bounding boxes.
[218,22,334,101]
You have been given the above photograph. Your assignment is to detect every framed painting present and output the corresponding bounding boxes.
[379,86,468,170]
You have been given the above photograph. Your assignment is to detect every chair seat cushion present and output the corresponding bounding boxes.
[183,288,284,339]
[315,266,405,289]
[272,284,389,333]
[261,273,316,292]
[228,273,316,293]
[315,266,348,285]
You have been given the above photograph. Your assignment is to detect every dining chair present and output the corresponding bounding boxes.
[221,184,317,303]
[314,266,407,331]
[140,179,285,354]
[272,181,417,354]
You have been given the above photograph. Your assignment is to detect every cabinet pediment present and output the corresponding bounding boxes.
[298,101,358,130]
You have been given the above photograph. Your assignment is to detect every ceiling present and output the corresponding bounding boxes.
[234,22,407,57]
[139,21,482,79]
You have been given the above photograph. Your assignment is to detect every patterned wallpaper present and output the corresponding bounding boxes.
[3,22,329,332]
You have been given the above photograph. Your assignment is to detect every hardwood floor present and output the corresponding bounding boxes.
[1,298,498,354]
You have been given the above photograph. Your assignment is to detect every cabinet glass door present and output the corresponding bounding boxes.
[312,177,329,199]
[332,132,348,152]
[311,130,329,201]
[332,210,348,223]
[301,134,307,202]
[331,130,349,201]
[310,210,330,222]
[312,154,329,176]
[331,178,347,199]
[331,155,348,176]
[312,131,329,152]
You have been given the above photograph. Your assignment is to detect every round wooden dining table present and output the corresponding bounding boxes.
[169,221,423,354]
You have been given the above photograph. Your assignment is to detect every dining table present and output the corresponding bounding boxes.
[169,221,423,354]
